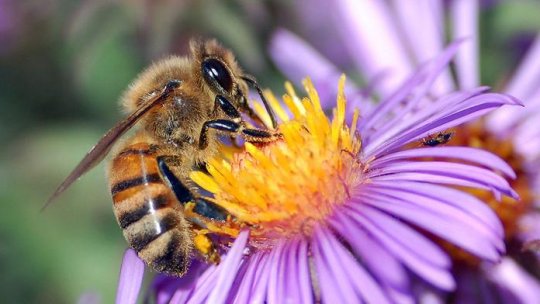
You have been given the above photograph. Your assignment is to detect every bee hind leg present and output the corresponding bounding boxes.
[157,156,229,222]
[157,156,227,263]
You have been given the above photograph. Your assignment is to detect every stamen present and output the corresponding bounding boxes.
[191,75,364,249]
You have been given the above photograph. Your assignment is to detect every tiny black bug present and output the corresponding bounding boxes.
[422,131,454,147]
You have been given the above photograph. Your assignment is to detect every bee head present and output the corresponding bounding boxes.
[191,39,249,106]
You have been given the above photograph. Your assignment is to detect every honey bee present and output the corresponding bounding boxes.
[46,39,280,276]
[422,131,454,147]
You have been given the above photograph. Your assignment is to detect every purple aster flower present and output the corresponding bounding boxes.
[268,1,540,302]
[114,41,520,303]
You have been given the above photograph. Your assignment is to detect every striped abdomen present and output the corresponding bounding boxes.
[108,142,191,276]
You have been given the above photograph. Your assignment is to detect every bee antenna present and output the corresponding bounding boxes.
[241,75,277,129]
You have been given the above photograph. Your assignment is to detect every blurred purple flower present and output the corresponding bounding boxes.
[116,249,144,304]
[0,0,18,54]
[77,291,102,304]
[268,0,540,302]
[114,41,521,303]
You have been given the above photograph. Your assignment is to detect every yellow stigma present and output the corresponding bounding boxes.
[190,76,363,248]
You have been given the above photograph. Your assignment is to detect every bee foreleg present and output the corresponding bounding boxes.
[199,119,241,149]
[199,119,280,149]
[211,94,282,144]
[215,95,241,120]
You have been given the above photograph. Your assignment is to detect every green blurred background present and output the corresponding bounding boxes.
[1,1,539,303]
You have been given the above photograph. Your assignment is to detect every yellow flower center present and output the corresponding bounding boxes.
[190,76,363,249]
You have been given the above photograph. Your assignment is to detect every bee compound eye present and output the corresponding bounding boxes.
[202,58,233,93]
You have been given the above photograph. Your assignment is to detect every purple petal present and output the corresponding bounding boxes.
[206,230,250,303]
[232,252,265,303]
[333,0,413,97]
[373,171,505,197]
[368,180,503,238]
[487,34,540,133]
[487,92,540,139]
[312,229,355,303]
[269,29,374,116]
[153,276,178,304]
[360,190,503,261]
[336,206,455,290]
[363,86,488,148]
[269,29,334,83]
[154,262,203,304]
[366,93,521,157]
[371,146,516,179]
[345,202,450,268]
[330,212,410,291]
[450,0,480,89]
[385,288,416,304]
[518,213,540,244]
[412,280,446,304]
[274,239,307,304]
[269,29,354,108]
[169,286,192,304]
[359,40,463,137]
[116,249,145,304]
[392,0,444,63]
[250,251,274,303]
[367,90,513,152]
[184,265,219,303]
[292,0,352,67]
[487,258,540,303]
[267,241,287,304]
[514,108,540,162]
[77,292,101,304]
[281,240,303,304]
[505,33,540,101]
[453,268,495,303]
[223,259,251,303]
[368,161,518,199]
[392,0,454,95]
[316,227,392,304]
[296,240,315,303]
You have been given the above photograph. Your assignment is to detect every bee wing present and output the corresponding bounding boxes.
[43,80,181,210]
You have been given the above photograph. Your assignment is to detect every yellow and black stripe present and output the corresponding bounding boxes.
[109,142,191,276]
